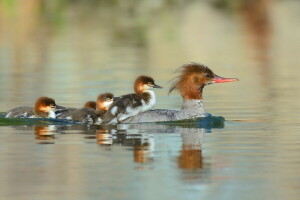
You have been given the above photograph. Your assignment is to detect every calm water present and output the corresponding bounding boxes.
[1,0,300,200]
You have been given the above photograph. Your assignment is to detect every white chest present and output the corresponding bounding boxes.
[141,90,156,112]
[48,111,56,118]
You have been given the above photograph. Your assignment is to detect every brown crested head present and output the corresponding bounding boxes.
[169,63,215,100]
[84,101,97,109]
[169,63,239,100]
[134,75,163,94]
[96,93,114,111]
[34,97,56,113]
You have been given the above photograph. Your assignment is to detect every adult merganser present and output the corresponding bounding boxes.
[102,76,163,124]
[5,97,63,118]
[122,63,238,123]
[57,93,115,123]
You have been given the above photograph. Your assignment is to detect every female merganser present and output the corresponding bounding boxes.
[122,63,238,123]
[102,76,163,124]
[5,97,62,118]
[57,93,115,123]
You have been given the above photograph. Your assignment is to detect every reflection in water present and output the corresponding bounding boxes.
[178,145,203,169]
[96,129,113,145]
[177,128,211,182]
[115,124,208,166]
[84,123,209,166]
[34,125,56,143]
[133,134,154,163]
[178,131,204,170]
[95,124,155,163]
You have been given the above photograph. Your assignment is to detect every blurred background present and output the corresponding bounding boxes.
[0,0,299,121]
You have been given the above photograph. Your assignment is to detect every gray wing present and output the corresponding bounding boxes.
[122,109,178,123]
[56,108,77,118]
[5,106,35,118]
[102,94,142,123]
[57,108,100,123]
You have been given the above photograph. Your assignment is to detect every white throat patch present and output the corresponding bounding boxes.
[48,111,56,118]
[103,101,113,109]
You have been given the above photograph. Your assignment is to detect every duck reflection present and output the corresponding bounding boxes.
[93,118,219,170]
[178,131,204,170]
[34,125,56,143]
[114,124,210,174]
[133,135,154,163]
[96,130,113,145]
[94,124,155,163]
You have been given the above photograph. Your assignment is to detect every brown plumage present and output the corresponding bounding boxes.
[34,97,56,118]
[96,93,114,111]
[134,76,156,94]
[169,63,215,100]
[83,101,97,109]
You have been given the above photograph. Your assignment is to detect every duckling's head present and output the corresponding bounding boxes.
[134,75,163,94]
[97,93,114,111]
[34,97,57,118]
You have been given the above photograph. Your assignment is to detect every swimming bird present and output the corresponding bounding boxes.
[122,63,238,123]
[5,97,63,118]
[57,93,115,123]
[102,76,163,123]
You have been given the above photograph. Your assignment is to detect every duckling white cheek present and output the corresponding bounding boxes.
[48,111,56,118]
[45,106,55,112]
[144,85,151,90]
[103,101,113,109]
[39,106,48,112]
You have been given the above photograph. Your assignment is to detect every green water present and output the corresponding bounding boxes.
[0,1,300,200]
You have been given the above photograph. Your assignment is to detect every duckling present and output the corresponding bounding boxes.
[102,76,163,123]
[57,93,115,124]
[5,97,64,118]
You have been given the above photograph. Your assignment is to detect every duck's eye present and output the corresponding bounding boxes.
[204,74,211,78]
[105,98,111,101]
[147,82,153,86]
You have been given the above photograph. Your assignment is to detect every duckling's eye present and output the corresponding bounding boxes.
[105,98,111,101]
[147,82,153,86]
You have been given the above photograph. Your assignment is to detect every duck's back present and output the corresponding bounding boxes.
[5,106,35,118]
[122,100,207,123]
[122,109,178,123]
[102,93,144,123]
[57,108,101,123]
